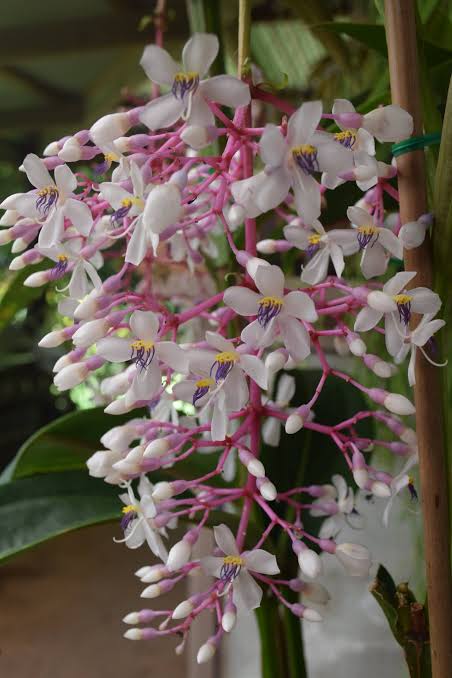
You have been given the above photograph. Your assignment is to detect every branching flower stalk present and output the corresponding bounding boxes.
[0,18,447,668]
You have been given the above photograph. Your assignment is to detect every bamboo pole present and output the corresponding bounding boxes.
[384,2,452,676]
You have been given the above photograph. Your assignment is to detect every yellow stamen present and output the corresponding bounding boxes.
[130,340,154,350]
[408,476,414,485]
[214,351,239,364]
[38,186,58,197]
[357,225,379,235]
[308,234,322,245]
[393,294,413,305]
[104,152,119,162]
[122,504,138,514]
[260,295,284,308]
[121,197,144,209]
[292,144,317,156]
[223,555,245,567]
[334,129,357,146]
[57,254,68,263]
[195,377,215,388]
[174,71,199,82]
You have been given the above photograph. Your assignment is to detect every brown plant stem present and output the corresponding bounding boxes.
[384,2,452,676]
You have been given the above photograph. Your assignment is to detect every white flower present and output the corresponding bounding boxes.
[382,454,419,527]
[284,219,348,284]
[224,264,317,362]
[332,99,413,143]
[330,205,402,279]
[139,33,250,144]
[126,180,183,264]
[115,476,168,561]
[310,475,359,538]
[354,271,441,356]
[201,524,279,611]
[231,102,354,223]
[262,374,296,447]
[96,310,188,403]
[38,238,102,299]
[2,154,93,248]
[398,214,431,250]
[395,312,446,386]
[189,331,268,412]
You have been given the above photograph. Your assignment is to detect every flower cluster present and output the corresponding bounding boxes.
[1,32,446,664]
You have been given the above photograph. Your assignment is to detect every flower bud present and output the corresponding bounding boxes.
[172,599,194,619]
[400,428,417,447]
[38,329,68,348]
[227,204,245,229]
[258,478,277,501]
[54,362,88,390]
[73,318,109,348]
[222,602,237,632]
[238,449,265,478]
[197,640,216,664]
[166,538,192,572]
[123,628,143,640]
[290,603,323,621]
[138,565,167,583]
[265,349,288,373]
[346,332,366,356]
[23,270,49,287]
[151,481,173,502]
[370,480,391,498]
[59,137,82,162]
[181,124,217,150]
[90,112,131,145]
[122,612,140,624]
[302,581,331,605]
[293,542,322,579]
[143,438,170,459]
[352,449,368,488]
[285,405,310,435]
[384,393,415,416]
[0,209,18,226]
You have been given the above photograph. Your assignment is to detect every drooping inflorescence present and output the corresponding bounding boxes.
[0,31,446,664]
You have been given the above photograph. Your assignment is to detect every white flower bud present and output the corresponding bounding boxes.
[59,137,82,162]
[43,141,60,156]
[256,239,277,254]
[74,290,101,320]
[371,481,391,498]
[265,350,287,373]
[73,318,108,348]
[9,255,26,270]
[401,428,417,447]
[246,458,265,478]
[222,610,236,632]
[181,125,215,150]
[197,641,216,664]
[143,438,170,459]
[23,271,48,287]
[135,566,152,578]
[141,583,161,599]
[166,539,192,572]
[122,612,140,624]
[169,169,188,190]
[38,329,67,348]
[124,628,143,640]
[259,479,277,501]
[298,549,323,579]
[373,360,395,378]
[302,608,323,622]
[105,399,135,415]
[348,337,366,356]
[53,354,72,372]
[54,362,88,390]
[353,468,369,488]
[227,204,245,229]
[285,413,303,435]
[90,112,131,145]
[384,393,415,416]
[11,237,30,253]
[172,600,194,619]
[0,209,18,226]
[152,481,173,502]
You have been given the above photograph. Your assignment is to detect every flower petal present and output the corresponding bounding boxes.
[231,169,290,218]
[233,570,263,611]
[287,101,322,146]
[378,228,403,258]
[354,306,383,332]
[23,153,53,189]
[201,555,224,578]
[284,290,317,322]
[410,288,441,315]
[156,341,188,373]
[301,247,330,285]
[224,366,249,410]
[132,362,162,401]
[383,271,416,295]
[259,124,287,167]
[412,318,445,346]
[140,45,179,85]
[211,390,227,440]
[64,198,93,236]
[130,310,159,342]
[125,218,147,266]
[213,523,239,556]
[279,315,311,362]
[360,242,388,279]
[140,94,184,131]
[243,549,280,575]
[97,337,131,362]
[255,263,284,298]
[200,75,250,107]
[182,33,219,76]
[38,208,64,248]
[223,286,260,316]
[291,171,321,225]
[55,164,77,196]
[329,241,345,278]
[205,331,234,352]
[187,92,215,127]
[239,354,268,389]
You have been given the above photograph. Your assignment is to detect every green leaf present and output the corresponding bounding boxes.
[0,471,120,563]
[0,261,47,332]
[2,407,143,481]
